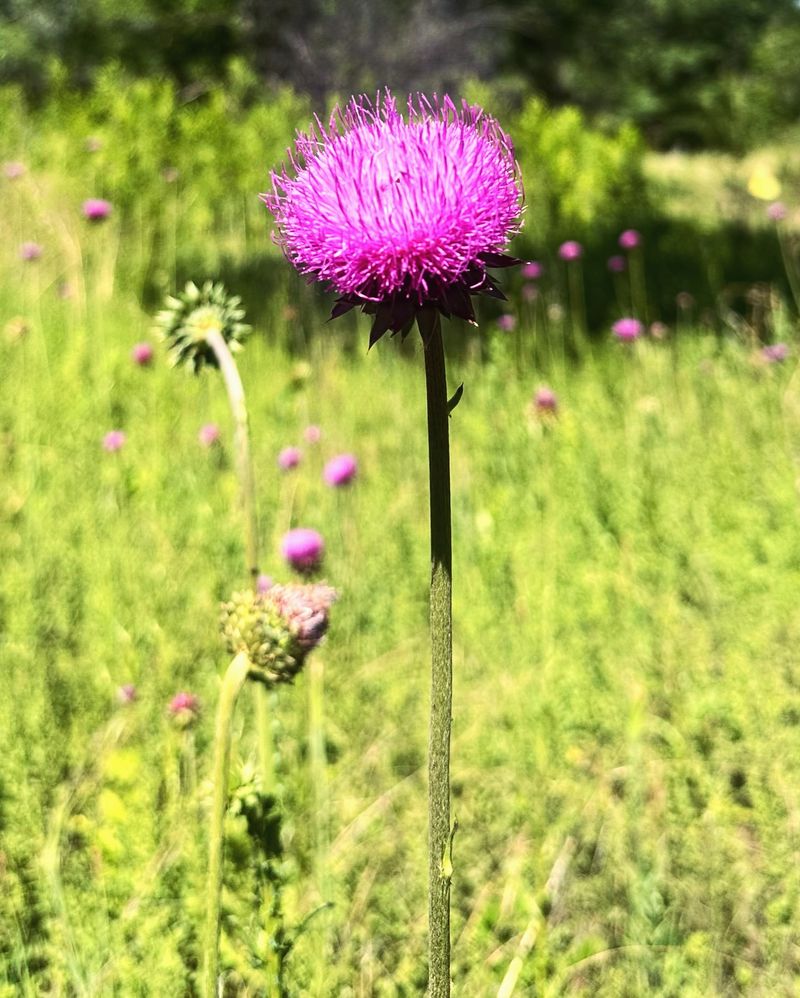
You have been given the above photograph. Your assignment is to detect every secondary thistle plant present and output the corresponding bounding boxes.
[264,90,523,996]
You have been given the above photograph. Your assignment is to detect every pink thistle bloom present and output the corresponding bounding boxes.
[619,229,641,250]
[496,314,516,332]
[522,283,538,302]
[278,446,302,470]
[761,342,789,363]
[131,342,154,366]
[521,261,542,280]
[4,161,25,180]
[117,683,137,704]
[304,424,322,443]
[607,255,626,273]
[324,453,358,486]
[534,386,558,414]
[267,582,338,652]
[281,527,324,573]
[257,573,274,594]
[263,91,524,341]
[168,691,200,727]
[767,202,787,222]
[19,242,42,261]
[612,317,643,342]
[558,240,582,261]
[198,423,221,447]
[103,430,126,452]
[83,198,112,222]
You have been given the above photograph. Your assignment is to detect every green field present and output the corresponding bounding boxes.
[2,246,800,995]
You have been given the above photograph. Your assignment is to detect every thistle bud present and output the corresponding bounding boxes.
[155,281,251,373]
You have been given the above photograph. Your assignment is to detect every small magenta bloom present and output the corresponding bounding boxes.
[257,573,274,594]
[612,317,643,342]
[131,342,154,366]
[304,425,322,444]
[558,241,582,261]
[4,162,25,180]
[169,691,200,727]
[20,242,42,261]
[521,261,542,280]
[117,683,137,704]
[264,91,523,340]
[607,255,626,273]
[324,453,358,486]
[534,386,558,414]
[761,343,790,363]
[83,198,112,222]
[278,446,302,470]
[198,423,221,447]
[281,527,324,572]
[497,314,516,332]
[619,229,641,250]
[767,202,787,222]
[267,583,338,653]
[103,430,126,452]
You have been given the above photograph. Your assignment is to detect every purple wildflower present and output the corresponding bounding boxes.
[324,453,358,486]
[263,91,523,341]
[281,528,324,573]
[619,229,641,250]
[168,691,200,727]
[304,424,322,444]
[103,430,126,452]
[521,261,542,280]
[496,314,516,332]
[278,446,302,470]
[131,342,154,366]
[117,683,137,704]
[83,198,112,222]
[257,573,274,594]
[4,162,25,180]
[761,343,790,363]
[267,582,338,653]
[534,386,558,414]
[198,423,221,447]
[558,241,582,262]
[767,202,787,222]
[19,242,42,262]
[612,317,643,342]
[607,255,627,273]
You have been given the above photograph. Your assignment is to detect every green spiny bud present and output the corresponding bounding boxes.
[155,281,251,374]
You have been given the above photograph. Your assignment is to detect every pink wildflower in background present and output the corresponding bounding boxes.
[497,314,516,332]
[558,241,582,261]
[264,91,523,340]
[612,317,643,342]
[522,284,538,303]
[257,573,274,594]
[267,583,338,652]
[103,430,126,452]
[281,528,324,573]
[619,229,641,249]
[19,242,42,261]
[3,162,25,180]
[767,202,787,222]
[198,423,221,447]
[324,453,358,486]
[83,198,112,222]
[304,425,322,444]
[761,343,789,363]
[521,261,542,280]
[278,446,302,470]
[85,136,103,153]
[117,684,137,704]
[607,255,626,273]
[534,386,558,414]
[169,691,200,727]
[131,342,154,366]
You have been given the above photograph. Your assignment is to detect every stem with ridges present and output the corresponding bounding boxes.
[421,311,453,998]
[203,650,251,998]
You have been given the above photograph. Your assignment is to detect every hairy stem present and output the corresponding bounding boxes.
[203,651,250,998]
[421,311,453,998]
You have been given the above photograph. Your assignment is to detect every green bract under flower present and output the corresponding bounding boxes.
[155,281,251,373]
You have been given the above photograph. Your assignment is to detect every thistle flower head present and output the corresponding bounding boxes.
[619,229,641,250]
[169,691,200,727]
[220,583,337,684]
[278,446,302,470]
[198,422,221,447]
[131,342,154,366]
[761,342,789,363]
[83,198,112,222]
[534,386,558,414]
[263,91,524,343]
[20,242,42,261]
[558,241,582,261]
[155,281,251,373]
[521,261,542,280]
[767,202,787,222]
[281,527,324,573]
[324,453,358,486]
[304,424,322,443]
[4,162,25,180]
[607,255,626,273]
[496,314,516,332]
[612,317,643,342]
[103,430,126,452]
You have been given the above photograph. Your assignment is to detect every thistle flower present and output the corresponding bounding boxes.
[256,573,274,594]
[169,691,200,727]
[278,446,302,470]
[650,321,668,340]
[761,342,789,363]
[558,241,582,261]
[619,229,641,250]
[324,453,358,486]
[3,162,25,180]
[522,284,538,303]
[117,683,137,704]
[198,423,221,447]
[263,91,523,342]
[131,342,154,366]
[534,386,558,414]
[304,425,322,443]
[767,202,787,222]
[83,198,112,222]
[155,281,251,373]
[103,430,126,452]
[20,242,42,261]
[220,583,337,684]
[497,314,516,332]
[607,255,626,273]
[612,317,643,342]
[521,261,542,280]
[281,527,324,573]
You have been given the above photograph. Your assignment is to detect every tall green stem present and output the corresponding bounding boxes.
[421,311,453,998]
[203,651,251,998]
